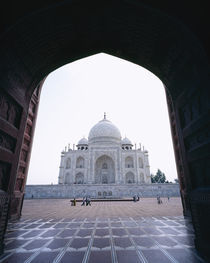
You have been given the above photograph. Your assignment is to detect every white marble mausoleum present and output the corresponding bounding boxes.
[58,114,151,194]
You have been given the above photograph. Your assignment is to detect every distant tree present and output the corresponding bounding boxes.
[151,173,155,183]
[165,180,173,183]
[151,169,166,183]
[174,178,179,183]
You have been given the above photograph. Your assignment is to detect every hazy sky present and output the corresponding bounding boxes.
[27,53,178,184]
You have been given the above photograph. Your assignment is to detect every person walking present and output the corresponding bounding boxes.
[81,197,85,206]
[86,196,91,206]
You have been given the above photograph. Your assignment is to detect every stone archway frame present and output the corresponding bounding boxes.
[125,156,134,168]
[75,172,84,184]
[94,154,116,184]
[125,171,135,184]
[0,0,209,259]
[64,172,70,184]
[76,156,85,168]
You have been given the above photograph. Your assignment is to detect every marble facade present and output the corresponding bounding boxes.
[58,114,151,189]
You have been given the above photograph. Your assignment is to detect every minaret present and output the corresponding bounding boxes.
[104,112,106,120]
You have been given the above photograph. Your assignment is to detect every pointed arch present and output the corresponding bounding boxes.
[75,172,84,184]
[95,155,115,183]
[64,173,71,184]
[76,156,85,168]
[139,157,143,168]
[125,156,134,168]
[125,172,135,183]
[65,158,71,169]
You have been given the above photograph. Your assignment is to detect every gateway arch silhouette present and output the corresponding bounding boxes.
[0,0,209,259]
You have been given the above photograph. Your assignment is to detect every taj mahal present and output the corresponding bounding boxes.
[25,114,180,199]
[58,114,151,188]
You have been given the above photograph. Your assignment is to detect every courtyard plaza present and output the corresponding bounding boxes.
[0,197,206,263]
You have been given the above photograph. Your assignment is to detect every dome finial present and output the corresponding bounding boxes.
[104,112,106,120]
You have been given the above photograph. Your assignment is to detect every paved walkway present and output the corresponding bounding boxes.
[21,197,183,219]
[0,198,206,263]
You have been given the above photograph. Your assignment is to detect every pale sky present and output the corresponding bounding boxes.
[27,53,178,185]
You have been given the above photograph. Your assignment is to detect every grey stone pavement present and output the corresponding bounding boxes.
[0,198,207,263]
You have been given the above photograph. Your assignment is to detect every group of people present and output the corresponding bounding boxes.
[133,195,140,202]
[70,196,91,206]
[157,195,163,204]
[81,196,91,206]
[156,195,170,204]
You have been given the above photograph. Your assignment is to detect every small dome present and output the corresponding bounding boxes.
[77,137,88,145]
[88,116,121,142]
[122,137,133,145]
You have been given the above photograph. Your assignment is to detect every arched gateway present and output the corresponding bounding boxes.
[0,0,209,259]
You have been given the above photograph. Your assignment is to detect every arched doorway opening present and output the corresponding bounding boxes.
[125,156,134,168]
[125,172,135,183]
[95,155,115,184]
[0,0,209,259]
[75,172,84,184]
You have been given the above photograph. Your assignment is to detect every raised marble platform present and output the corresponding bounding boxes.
[25,184,180,199]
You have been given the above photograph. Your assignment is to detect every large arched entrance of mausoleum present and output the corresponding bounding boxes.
[95,155,115,184]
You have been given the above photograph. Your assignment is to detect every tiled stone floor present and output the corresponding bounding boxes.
[0,216,206,263]
[0,199,207,262]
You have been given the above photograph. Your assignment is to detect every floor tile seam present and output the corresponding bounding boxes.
[166,234,194,247]
[156,221,168,226]
[155,227,181,236]
[18,225,56,232]
[4,238,36,253]
[0,251,17,263]
[181,247,207,263]
[26,226,65,240]
[22,221,53,229]
[133,226,147,236]
[164,225,184,234]
[53,226,82,263]
[15,224,65,253]
[16,226,50,240]
[166,244,207,262]
[109,219,118,263]
[123,224,148,263]
[4,227,51,254]
[25,226,54,238]
[25,224,73,258]
[53,221,72,229]
[153,240,179,263]
[6,228,34,239]
[23,238,54,263]
[7,221,42,230]
[82,224,97,263]
[51,221,80,237]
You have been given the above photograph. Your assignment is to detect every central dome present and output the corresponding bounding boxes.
[88,115,121,143]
